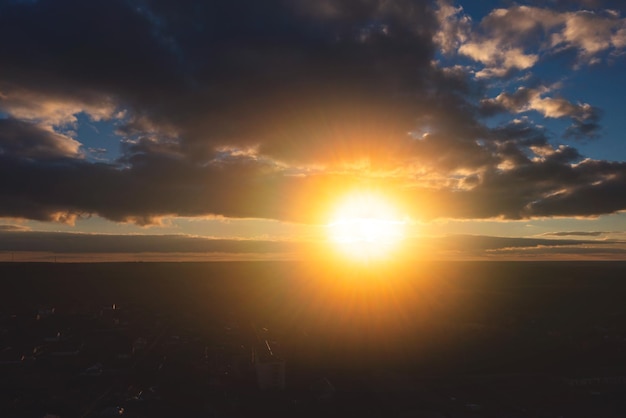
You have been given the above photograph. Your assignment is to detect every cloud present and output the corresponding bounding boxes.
[480,86,603,139]
[460,42,538,78]
[448,4,626,77]
[2,230,624,260]
[484,87,597,119]
[542,231,607,236]
[421,234,626,260]
[0,118,82,159]
[434,0,471,54]
[431,234,600,250]
[485,245,626,260]
[0,87,117,128]
[0,0,624,226]
[0,230,301,254]
[0,224,30,231]
[553,9,626,61]
[523,160,626,217]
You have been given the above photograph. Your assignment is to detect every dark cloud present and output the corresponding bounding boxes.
[524,162,626,217]
[543,231,607,236]
[0,0,183,103]
[489,118,550,147]
[0,118,81,159]
[486,245,626,259]
[0,0,624,225]
[480,86,603,140]
[0,230,300,254]
[0,224,30,231]
[564,117,603,140]
[1,0,437,163]
[431,234,600,251]
[0,150,379,224]
[2,230,623,260]
[417,234,626,260]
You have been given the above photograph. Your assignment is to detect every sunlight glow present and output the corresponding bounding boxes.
[327,192,407,261]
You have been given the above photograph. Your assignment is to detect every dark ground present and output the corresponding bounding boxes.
[2,260,626,417]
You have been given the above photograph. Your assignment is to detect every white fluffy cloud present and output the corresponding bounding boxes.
[437,3,626,77]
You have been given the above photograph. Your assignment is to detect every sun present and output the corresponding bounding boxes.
[327,192,407,261]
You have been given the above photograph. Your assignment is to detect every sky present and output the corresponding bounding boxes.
[0,0,625,261]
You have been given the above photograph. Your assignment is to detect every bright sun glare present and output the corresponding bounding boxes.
[327,192,407,261]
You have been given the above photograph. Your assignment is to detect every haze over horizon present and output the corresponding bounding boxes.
[1,0,626,261]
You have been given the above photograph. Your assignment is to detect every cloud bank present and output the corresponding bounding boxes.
[1,230,624,261]
[0,0,625,225]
